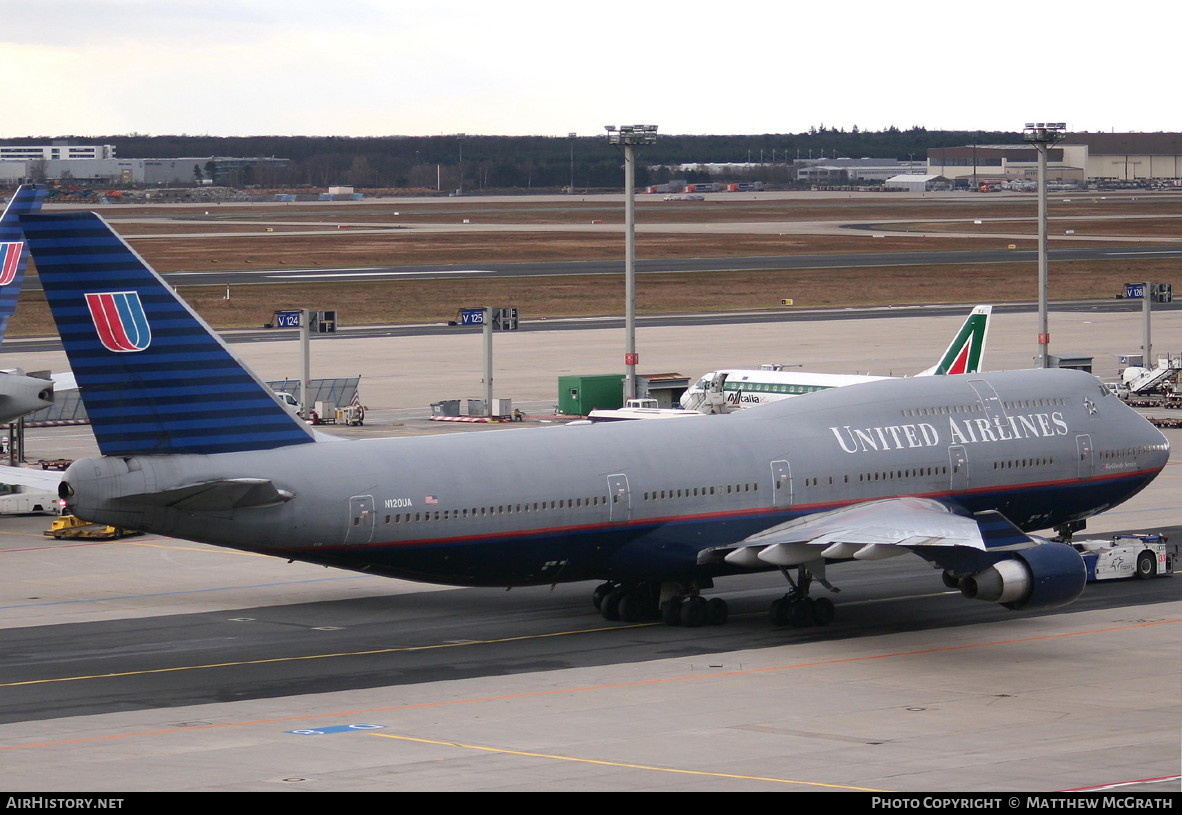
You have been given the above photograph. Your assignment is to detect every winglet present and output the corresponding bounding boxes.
[21,211,317,457]
[0,185,46,339]
[917,305,991,376]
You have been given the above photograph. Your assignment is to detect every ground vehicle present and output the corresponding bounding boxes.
[274,391,300,412]
[587,398,696,422]
[1104,381,1131,399]
[0,486,59,515]
[44,514,139,540]
[1072,533,1170,581]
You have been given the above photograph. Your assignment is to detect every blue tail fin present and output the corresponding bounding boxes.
[0,185,46,340]
[20,211,317,457]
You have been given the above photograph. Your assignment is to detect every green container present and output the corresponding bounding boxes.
[557,374,624,415]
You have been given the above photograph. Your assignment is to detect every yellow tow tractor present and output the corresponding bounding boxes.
[44,514,141,540]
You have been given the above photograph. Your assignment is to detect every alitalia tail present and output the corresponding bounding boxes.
[681,305,991,413]
[9,213,1170,630]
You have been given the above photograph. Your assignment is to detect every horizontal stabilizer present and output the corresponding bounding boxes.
[0,464,65,493]
[702,496,1037,568]
[115,478,294,511]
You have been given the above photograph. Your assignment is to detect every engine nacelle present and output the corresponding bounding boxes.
[959,541,1086,611]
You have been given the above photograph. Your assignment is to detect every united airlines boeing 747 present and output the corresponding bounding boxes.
[10,212,1170,629]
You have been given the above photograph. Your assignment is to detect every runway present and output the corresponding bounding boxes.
[0,310,1178,792]
[21,243,1182,289]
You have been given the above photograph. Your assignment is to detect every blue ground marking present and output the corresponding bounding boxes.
[287,724,386,736]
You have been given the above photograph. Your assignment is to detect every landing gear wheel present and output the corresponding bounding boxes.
[601,589,624,621]
[706,597,729,626]
[592,582,614,611]
[770,598,790,627]
[788,597,814,627]
[661,597,683,626]
[680,596,708,628]
[1136,550,1156,580]
[811,597,835,626]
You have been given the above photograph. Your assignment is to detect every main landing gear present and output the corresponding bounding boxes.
[593,566,839,629]
[592,581,729,627]
[768,566,838,628]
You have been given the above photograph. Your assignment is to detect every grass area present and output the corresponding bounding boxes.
[112,231,1048,272]
[14,192,1178,335]
[13,258,1178,335]
[96,192,1182,225]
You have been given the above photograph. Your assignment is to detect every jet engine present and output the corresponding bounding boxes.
[958,541,1086,611]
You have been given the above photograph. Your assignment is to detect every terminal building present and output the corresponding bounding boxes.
[0,142,288,186]
[0,144,115,161]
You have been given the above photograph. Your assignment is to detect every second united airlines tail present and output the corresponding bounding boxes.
[0,185,47,340]
[20,211,316,456]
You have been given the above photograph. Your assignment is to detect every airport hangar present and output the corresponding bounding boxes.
[926,132,1182,187]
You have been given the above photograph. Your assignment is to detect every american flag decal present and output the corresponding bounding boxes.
[425,495,439,505]
[85,291,152,352]
[0,242,23,286]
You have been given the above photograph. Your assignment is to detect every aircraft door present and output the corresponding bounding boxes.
[771,459,793,508]
[607,474,630,523]
[949,445,969,491]
[346,494,376,545]
[968,379,1008,426]
[1075,434,1093,479]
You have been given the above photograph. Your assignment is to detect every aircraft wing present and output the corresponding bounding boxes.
[0,464,66,492]
[699,497,1037,568]
[0,467,291,511]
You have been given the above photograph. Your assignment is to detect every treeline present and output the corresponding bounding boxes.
[8,128,1025,190]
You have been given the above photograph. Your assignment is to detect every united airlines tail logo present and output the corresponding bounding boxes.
[85,291,152,352]
[0,242,23,286]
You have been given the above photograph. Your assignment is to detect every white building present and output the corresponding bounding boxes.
[0,144,287,186]
[885,173,949,192]
[0,143,116,161]
[797,157,926,183]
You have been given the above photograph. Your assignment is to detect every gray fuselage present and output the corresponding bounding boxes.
[62,368,1169,587]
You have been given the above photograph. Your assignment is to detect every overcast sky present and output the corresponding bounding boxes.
[4,1,1171,139]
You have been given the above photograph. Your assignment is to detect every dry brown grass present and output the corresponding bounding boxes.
[114,231,1048,272]
[102,193,1182,226]
[13,259,1177,335]
[14,193,1179,335]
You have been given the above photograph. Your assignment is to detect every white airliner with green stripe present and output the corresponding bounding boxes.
[681,306,991,413]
